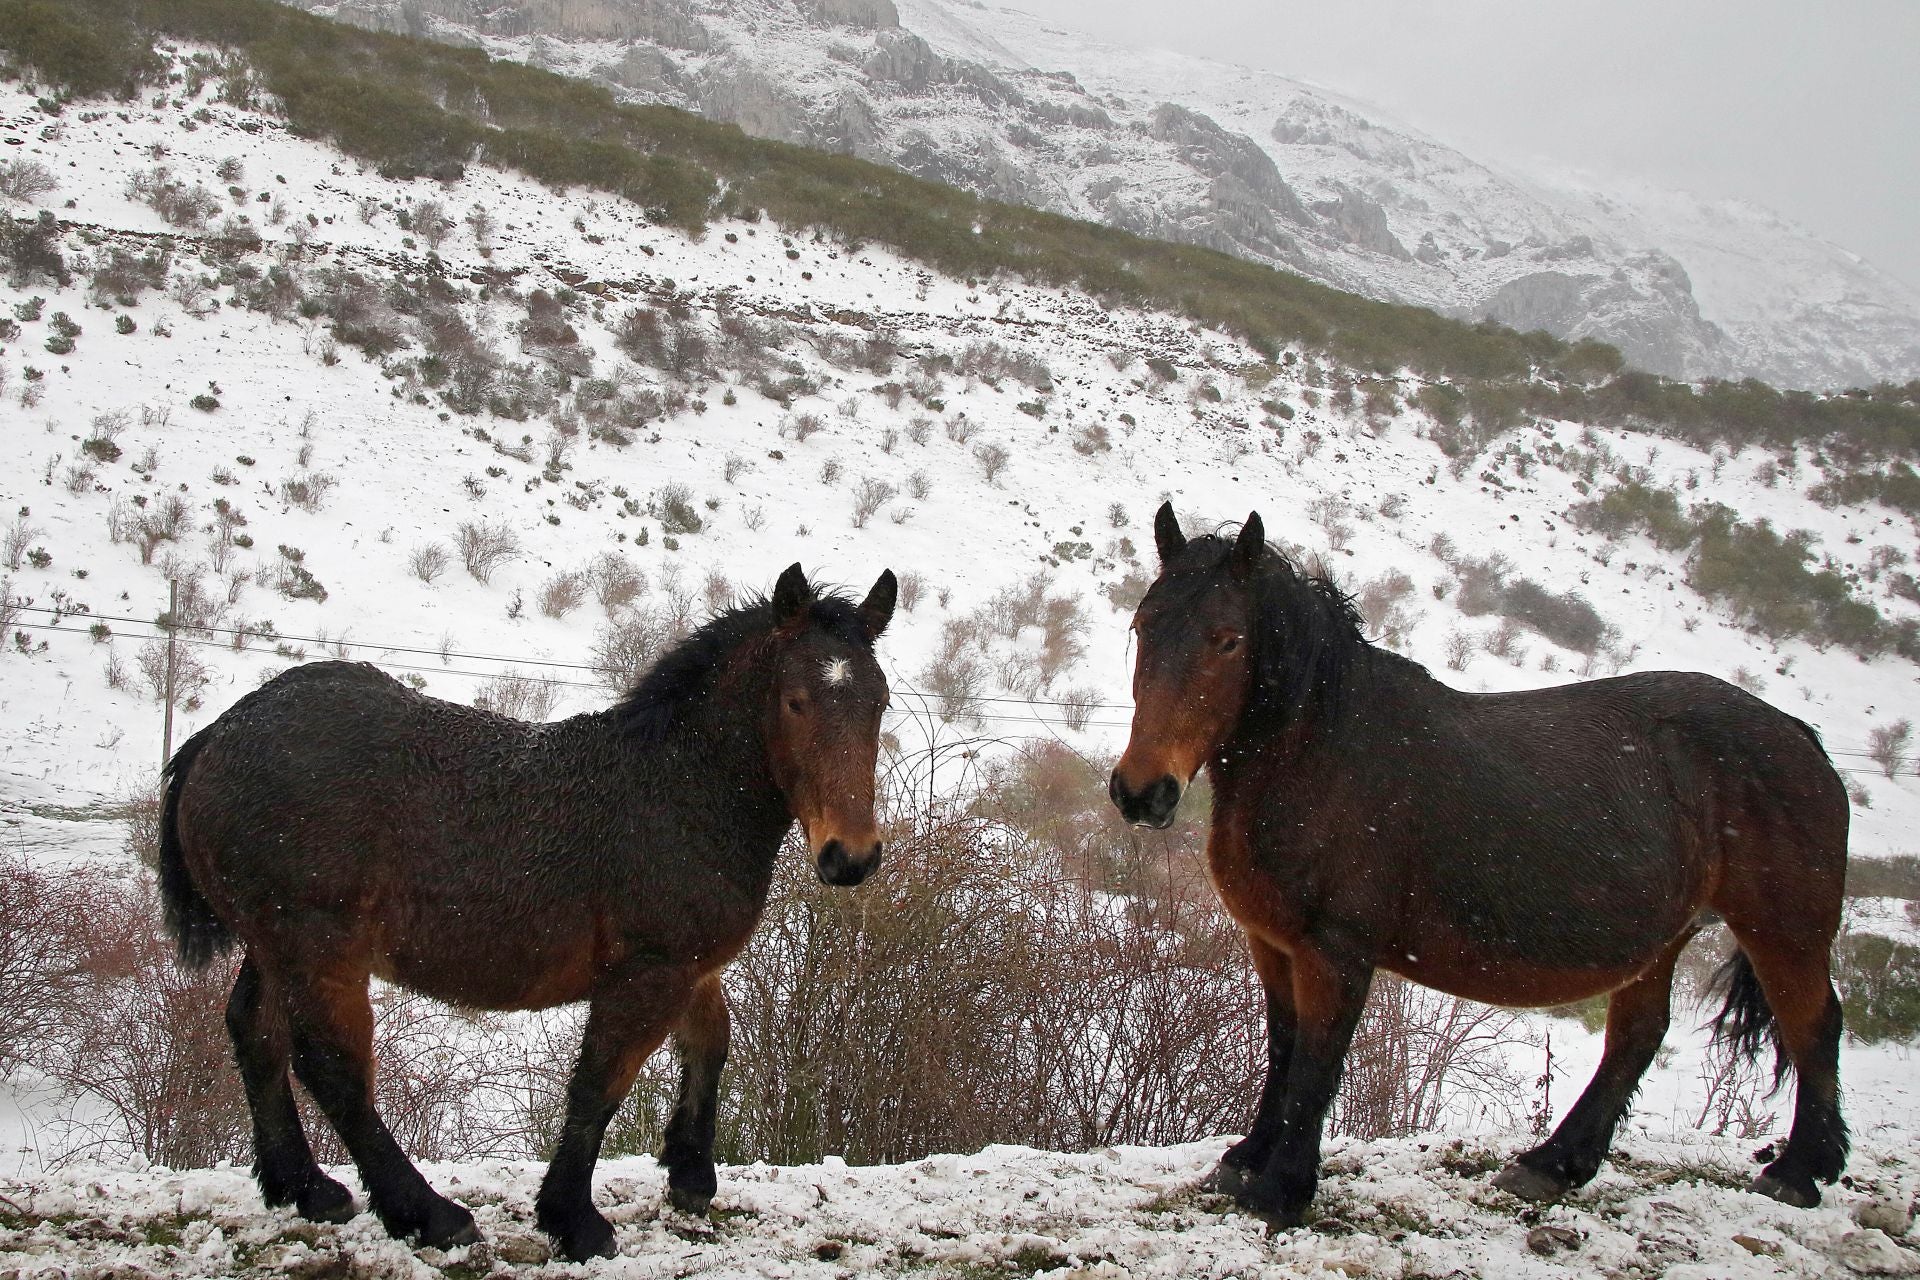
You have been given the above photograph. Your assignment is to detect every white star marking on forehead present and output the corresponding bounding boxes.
[821,657,853,688]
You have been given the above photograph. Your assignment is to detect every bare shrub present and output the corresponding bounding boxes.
[135,638,210,706]
[586,551,646,613]
[591,607,691,691]
[1443,629,1474,672]
[920,619,988,725]
[1357,570,1417,648]
[410,198,450,251]
[3,515,42,570]
[897,572,926,613]
[907,469,932,501]
[945,415,979,445]
[538,570,587,619]
[906,416,933,446]
[0,849,90,1082]
[1056,686,1100,731]
[1330,976,1532,1138]
[783,412,824,442]
[1869,720,1912,778]
[456,520,520,582]
[408,542,451,583]
[974,441,1011,483]
[851,477,898,528]
[474,669,563,721]
[0,159,58,203]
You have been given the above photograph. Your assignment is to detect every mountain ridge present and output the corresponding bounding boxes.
[286,0,1920,390]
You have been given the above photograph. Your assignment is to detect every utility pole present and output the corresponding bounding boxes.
[161,578,178,770]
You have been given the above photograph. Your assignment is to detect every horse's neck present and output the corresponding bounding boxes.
[1216,643,1429,784]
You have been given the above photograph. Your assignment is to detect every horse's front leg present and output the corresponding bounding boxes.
[659,973,730,1214]
[536,965,695,1262]
[1207,935,1296,1196]
[1237,941,1372,1228]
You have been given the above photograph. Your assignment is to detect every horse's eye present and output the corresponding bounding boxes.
[1218,634,1242,654]
[786,697,806,715]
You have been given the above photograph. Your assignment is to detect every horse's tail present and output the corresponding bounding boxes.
[1708,949,1789,1086]
[157,726,234,969]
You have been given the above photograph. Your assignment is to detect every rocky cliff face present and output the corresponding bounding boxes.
[285,0,1920,389]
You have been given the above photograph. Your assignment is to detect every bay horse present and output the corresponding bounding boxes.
[158,563,896,1261]
[1110,503,1848,1226]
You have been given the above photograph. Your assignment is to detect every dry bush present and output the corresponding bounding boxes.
[945,415,978,445]
[27,871,251,1169]
[135,638,210,706]
[538,570,587,619]
[408,542,451,583]
[456,520,520,583]
[1357,570,1417,648]
[783,412,824,442]
[3,515,41,571]
[702,570,734,615]
[0,849,91,1083]
[0,159,58,203]
[907,469,932,501]
[897,572,926,613]
[1330,975,1532,1138]
[473,669,563,721]
[1868,719,1912,778]
[1443,629,1474,671]
[851,477,898,528]
[591,607,691,691]
[975,442,1011,482]
[586,551,646,613]
[1056,685,1100,731]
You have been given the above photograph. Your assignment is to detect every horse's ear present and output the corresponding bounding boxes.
[1230,512,1265,580]
[1154,502,1186,567]
[859,570,897,640]
[772,562,812,624]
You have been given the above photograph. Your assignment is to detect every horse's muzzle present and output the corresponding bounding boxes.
[817,838,883,886]
[1110,771,1180,829]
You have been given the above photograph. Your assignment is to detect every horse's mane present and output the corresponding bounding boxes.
[1179,531,1369,729]
[613,584,872,743]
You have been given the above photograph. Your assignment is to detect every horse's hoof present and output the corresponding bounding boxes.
[1201,1161,1249,1196]
[297,1175,356,1225]
[424,1204,481,1251]
[1232,1179,1307,1232]
[667,1185,714,1217]
[1492,1162,1568,1203]
[1751,1171,1820,1209]
[557,1213,617,1262]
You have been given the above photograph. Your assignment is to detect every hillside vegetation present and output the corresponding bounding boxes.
[5,0,1920,464]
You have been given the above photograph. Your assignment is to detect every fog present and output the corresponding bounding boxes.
[996,0,1920,292]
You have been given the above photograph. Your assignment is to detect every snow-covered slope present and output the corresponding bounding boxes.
[4,45,1920,849]
[277,0,1920,390]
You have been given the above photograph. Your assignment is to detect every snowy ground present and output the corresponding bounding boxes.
[2,1128,1917,1279]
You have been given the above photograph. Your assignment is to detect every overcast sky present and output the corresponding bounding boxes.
[998,0,1920,291]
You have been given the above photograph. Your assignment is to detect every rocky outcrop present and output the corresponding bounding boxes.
[1314,186,1409,261]
[803,0,898,28]
[1477,255,1723,379]
[1147,103,1312,229]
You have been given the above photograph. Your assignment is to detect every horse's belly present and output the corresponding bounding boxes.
[1389,948,1652,1008]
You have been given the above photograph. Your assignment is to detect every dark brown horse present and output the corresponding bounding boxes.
[1110,503,1848,1226]
[158,564,895,1261]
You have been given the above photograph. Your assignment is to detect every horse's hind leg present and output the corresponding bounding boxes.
[284,967,478,1249]
[660,974,729,1215]
[536,966,692,1262]
[226,957,352,1223]
[1727,937,1848,1206]
[1495,932,1693,1202]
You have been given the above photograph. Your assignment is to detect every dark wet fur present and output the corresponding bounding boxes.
[158,569,894,1260]
[1119,512,1851,1226]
